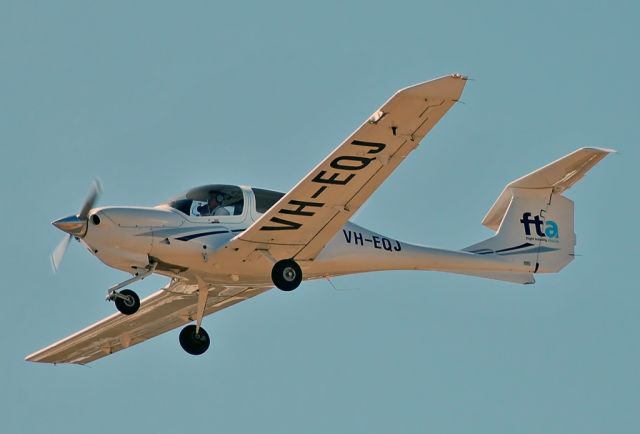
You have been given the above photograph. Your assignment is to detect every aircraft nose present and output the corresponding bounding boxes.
[52,215,88,237]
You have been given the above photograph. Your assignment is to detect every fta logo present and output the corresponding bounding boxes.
[520,212,559,239]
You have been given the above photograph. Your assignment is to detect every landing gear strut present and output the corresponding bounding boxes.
[271,259,302,291]
[178,275,212,356]
[106,262,157,315]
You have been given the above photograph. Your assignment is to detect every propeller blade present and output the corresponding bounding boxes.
[51,234,72,273]
[78,179,102,220]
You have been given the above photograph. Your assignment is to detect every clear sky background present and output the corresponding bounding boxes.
[1,1,638,433]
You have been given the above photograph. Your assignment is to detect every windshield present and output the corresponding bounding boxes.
[162,185,245,218]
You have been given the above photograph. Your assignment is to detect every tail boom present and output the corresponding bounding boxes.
[307,147,611,285]
[309,223,535,283]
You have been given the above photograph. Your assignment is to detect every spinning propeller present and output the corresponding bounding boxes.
[50,180,102,272]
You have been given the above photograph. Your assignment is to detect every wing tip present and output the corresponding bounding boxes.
[396,73,469,99]
[24,354,43,364]
[579,146,617,154]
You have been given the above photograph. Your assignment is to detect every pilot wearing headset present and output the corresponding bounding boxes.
[197,191,230,216]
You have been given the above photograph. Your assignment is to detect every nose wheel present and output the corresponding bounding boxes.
[179,324,210,355]
[271,259,303,291]
[105,262,156,315]
[113,289,140,315]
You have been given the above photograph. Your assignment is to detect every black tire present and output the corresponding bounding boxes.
[271,259,302,291]
[179,324,210,355]
[114,289,140,315]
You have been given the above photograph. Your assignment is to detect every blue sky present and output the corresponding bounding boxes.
[2,1,639,433]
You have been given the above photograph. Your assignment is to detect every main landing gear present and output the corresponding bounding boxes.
[271,259,302,291]
[176,259,303,356]
[106,262,157,316]
[179,324,210,355]
[178,276,212,356]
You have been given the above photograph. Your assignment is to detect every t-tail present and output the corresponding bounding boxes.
[462,147,613,283]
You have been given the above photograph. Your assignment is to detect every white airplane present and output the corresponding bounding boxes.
[26,74,612,364]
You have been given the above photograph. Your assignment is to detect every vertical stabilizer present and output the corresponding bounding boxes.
[463,147,612,275]
[464,188,575,273]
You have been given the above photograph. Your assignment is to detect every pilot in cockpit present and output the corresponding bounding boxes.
[197,191,230,216]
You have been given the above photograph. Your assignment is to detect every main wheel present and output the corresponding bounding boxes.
[179,324,210,355]
[115,289,140,315]
[271,259,302,291]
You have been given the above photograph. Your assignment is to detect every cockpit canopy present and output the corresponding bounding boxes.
[160,184,287,219]
[251,188,285,213]
[162,184,245,217]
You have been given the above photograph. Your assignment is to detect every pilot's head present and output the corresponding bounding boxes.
[208,191,223,208]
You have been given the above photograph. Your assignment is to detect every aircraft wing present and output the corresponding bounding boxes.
[25,280,271,364]
[226,74,467,261]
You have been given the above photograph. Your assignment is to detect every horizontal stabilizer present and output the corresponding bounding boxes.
[483,147,614,231]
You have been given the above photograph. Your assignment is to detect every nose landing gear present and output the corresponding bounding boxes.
[105,262,157,315]
[113,289,140,315]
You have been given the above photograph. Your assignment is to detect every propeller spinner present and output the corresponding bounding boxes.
[50,180,102,272]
